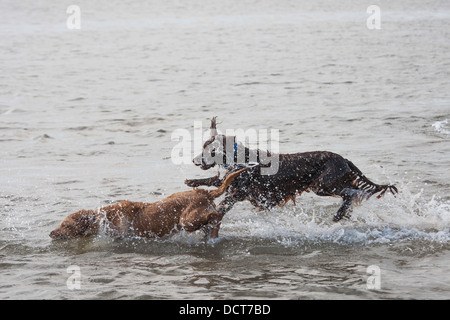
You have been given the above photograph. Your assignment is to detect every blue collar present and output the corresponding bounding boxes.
[223,142,238,169]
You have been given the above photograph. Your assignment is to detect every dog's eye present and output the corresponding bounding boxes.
[61,222,74,231]
[211,149,216,157]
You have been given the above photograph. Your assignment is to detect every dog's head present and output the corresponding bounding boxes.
[50,210,96,240]
[192,117,279,175]
[192,117,236,170]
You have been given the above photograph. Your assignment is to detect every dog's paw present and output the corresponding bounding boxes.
[184,179,200,188]
[332,213,351,222]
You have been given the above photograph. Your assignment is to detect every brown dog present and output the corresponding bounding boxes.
[50,167,248,240]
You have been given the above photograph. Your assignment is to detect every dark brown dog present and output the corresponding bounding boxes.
[50,168,248,240]
[185,117,398,221]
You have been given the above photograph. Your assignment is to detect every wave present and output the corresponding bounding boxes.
[432,119,450,135]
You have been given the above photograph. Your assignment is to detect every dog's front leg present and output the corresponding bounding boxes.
[200,224,220,240]
[209,225,220,239]
[217,195,237,216]
[201,225,212,241]
[185,172,222,188]
[207,212,222,239]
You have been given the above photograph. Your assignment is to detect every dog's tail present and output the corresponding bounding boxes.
[208,167,249,199]
[347,160,398,199]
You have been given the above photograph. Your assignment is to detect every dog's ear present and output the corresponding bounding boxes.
[210,116,218,137]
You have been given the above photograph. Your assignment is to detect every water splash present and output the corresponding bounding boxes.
[3,181,448,249]
[220,182,450,246]
[432,119,450,135]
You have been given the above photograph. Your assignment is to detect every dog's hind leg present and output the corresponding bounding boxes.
[307,158,368,221]
[333,188,366,222]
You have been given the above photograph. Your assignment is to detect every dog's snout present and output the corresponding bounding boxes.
[49,228,64,240]
[49,229,58,239]
[192,154,202,166]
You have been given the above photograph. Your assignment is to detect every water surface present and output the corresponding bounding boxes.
[0,0,449,299]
